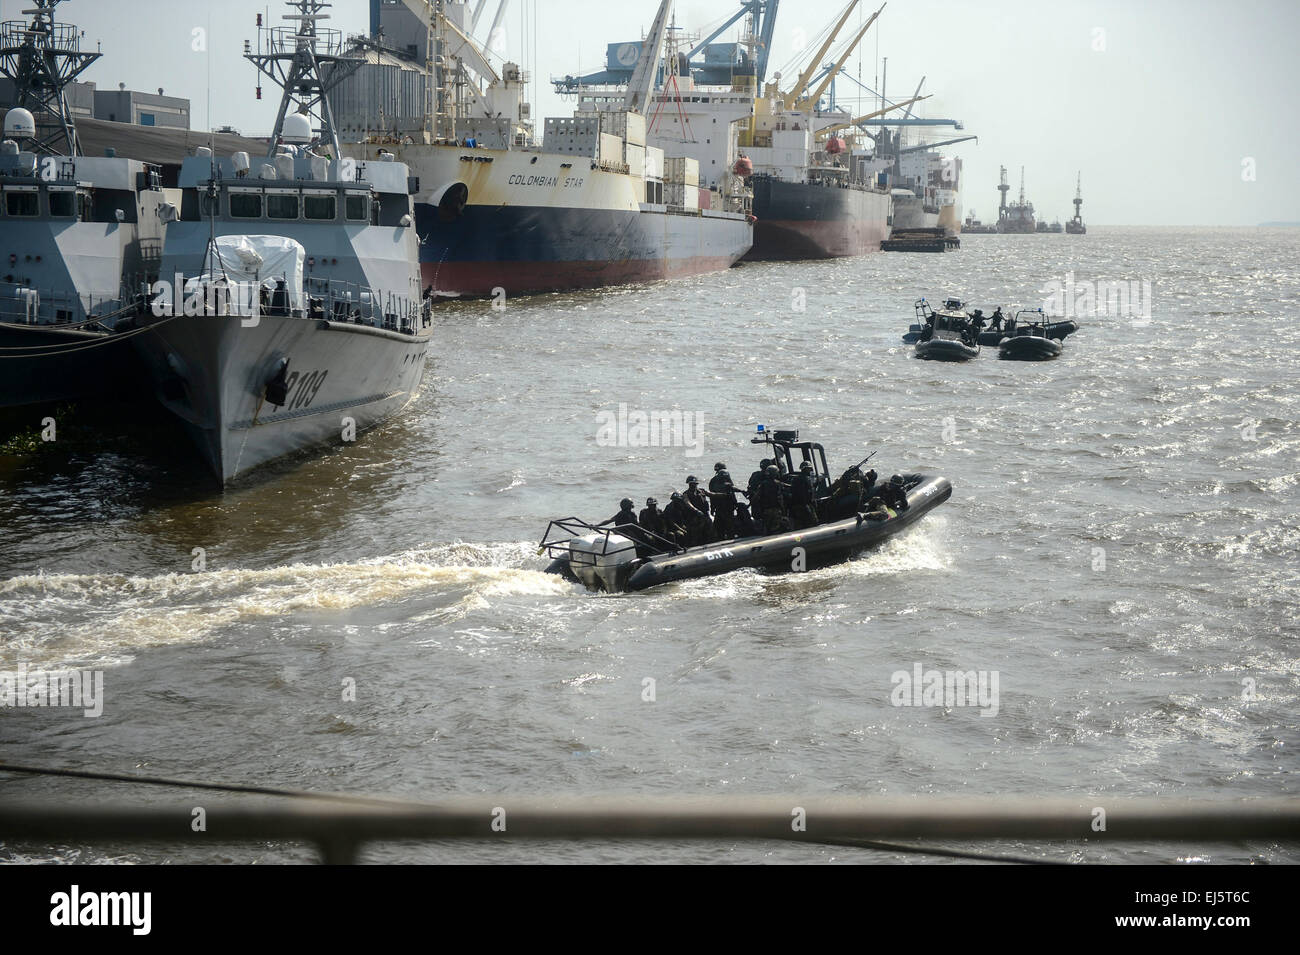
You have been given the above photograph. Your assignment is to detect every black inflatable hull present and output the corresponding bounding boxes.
[557,474,951,592]
[915,338,978,361]
[998,336,1062,360]
[978,331,1004,346]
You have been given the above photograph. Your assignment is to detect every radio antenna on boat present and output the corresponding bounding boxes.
[245,0,363,158]
[0,0,100,155]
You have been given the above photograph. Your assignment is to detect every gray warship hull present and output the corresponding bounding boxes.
[133,312,430,482]
[0,324,144,408]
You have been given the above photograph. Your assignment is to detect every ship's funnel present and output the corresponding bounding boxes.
[4,108,36,141]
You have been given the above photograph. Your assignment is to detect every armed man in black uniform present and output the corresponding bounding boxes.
[789,461,820,529]
[706,463,739,539]
[639,497,667,547]
[880,475,911,513]
[684,476,715,545]
[753,464,789,534]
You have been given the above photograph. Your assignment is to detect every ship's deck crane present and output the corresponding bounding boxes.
[683,0,779,86]
[625,0,674,113]
[783,1,886,112]
[815,94,930,139]
[896,134,976,154]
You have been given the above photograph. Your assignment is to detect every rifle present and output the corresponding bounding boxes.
[851,450,878,472]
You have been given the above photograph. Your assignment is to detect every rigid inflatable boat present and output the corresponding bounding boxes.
[540,428,952,593]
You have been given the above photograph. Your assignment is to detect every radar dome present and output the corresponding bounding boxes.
[4,108,36,140]
[281,114,312,145]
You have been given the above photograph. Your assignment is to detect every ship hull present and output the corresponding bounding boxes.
[0,324,146,409]
[413,201,751,296]
[744,177,891,260]
[132,313,430,482]
[346,144,751,298]
[891,196,939,231]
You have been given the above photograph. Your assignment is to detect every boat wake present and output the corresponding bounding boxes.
[0,541,570,670]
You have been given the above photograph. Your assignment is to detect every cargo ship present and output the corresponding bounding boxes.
[738,1,896,259]
[557,2,963,261]
[338,0,751,297]
[887,149,962,236]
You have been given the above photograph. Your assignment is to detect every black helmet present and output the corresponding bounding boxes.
[973,308,983,317]
[891,474,903,485]
[765,465,778,476]
[717,470,730,481]
[800,461,812,471]
[620,498,634,509]
[686,475,698,484]
[866,469,877,481]
[714,462,726,471]
[867,496,884,508]
[760,458,772,469]
[670,491,682,500]
[645,497,657,506]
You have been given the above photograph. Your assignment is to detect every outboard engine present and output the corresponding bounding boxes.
[568,533,638,593]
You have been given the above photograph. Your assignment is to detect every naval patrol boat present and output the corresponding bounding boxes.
[132,0,431,482]
[0,0,166,409]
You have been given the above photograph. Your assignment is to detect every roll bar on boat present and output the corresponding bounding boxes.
[751,426,831,492]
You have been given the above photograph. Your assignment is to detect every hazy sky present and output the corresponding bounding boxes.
[10,0,1298,225]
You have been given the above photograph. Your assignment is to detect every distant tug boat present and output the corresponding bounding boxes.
[131,0,431,483]
[1066,171,1086,234]
[0,1,166,409]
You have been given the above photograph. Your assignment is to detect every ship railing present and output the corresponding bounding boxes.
[2,790,1296,865]
[302,276,427,334]
[1,19,86,50]
[265,24,345,59]
[147,274,426,335]
[539,517,680,565]
[0,280,143,329]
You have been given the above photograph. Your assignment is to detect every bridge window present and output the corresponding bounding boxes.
[267,194,299,219]
[48,191,76,217]
[304,195,335,220]
[6,192,38,216]
[345,195,368,220]
[229,192,261,218]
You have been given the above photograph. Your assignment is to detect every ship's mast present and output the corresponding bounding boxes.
[0,0,100,155]
[1073,171,1083,217]
[997,165,1009,218]
[245,1,362,158]
[1018,166,1025,206]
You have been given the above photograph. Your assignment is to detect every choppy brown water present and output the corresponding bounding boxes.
[2,226,1297,863]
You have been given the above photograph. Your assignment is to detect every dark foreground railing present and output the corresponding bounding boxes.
[2,796,1298,864]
